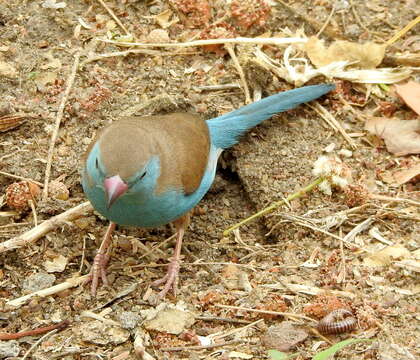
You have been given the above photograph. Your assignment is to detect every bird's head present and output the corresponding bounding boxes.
[83,120,159,209]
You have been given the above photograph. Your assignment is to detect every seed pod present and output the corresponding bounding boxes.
[6,181,40,210]
[317,309,357,334]
[48,180,69,201]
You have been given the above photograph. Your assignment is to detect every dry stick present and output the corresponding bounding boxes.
[96,0,130,36]
[349,0,383,38]
[42,52,80,200]
[21,329,59,360]
[275,0,343,39]
[370,194,420,207]
[316,0,337,37]
[308,102,356,149]
[215,304,317,323]
[0,201,93,253]
[79,49,168,68]
[160,340,242,352]
[0,320,69,340]
[224,177,325,236]
[7,275,89,307]
[225,44,251,104]
[99,36,307,48]
[0,171,43,186]
[386,15,420,46]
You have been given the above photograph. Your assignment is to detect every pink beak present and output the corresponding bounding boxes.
[104,175,128,208]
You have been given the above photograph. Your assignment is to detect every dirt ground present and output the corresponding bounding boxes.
[0,1,419,359]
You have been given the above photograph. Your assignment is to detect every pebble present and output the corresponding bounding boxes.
[77,320,130,345]
[0,341,20,358]
[22,272,56,292]
[118,311,141,329]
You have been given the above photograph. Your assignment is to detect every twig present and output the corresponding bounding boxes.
[96,0,130,36]
[99,36,307,48]
[80,310,120,326]
[224,177,325,236]
[80,49,172,68]
[316,1,337,37]
[21,329,59,360]
[308,102,356,149]
[42,52,80,200]
[0,201,93,253]
[0,320,69,340]
[28,200,38,227]
[370,194,420,207]
[215,304,317,323]
[6,275,89,307]
[194,83,241,92]
[0,171,43,186]
[342,217,374,243]
[159,340,242,352]
[196,316,251,325]
[262,282,356,299]
[275,0,343,39]
[225,44,251,104]
[386,15,420,46]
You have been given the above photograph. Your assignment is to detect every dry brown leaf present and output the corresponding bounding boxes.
[364,245,411,268]
[393,162,420,185]
[365,117,420,156]
[305,37,386,68]
[395,81,420,115]
[155,9,178,28]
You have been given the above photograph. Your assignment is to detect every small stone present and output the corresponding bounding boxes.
[142,302,195,335]
[77,321,130,345]
[346,24,361,37]
[48,180,69,201]
[0,340,21,358]
[44,254,68,273]
[149,5,161,14]
[22,272,56,292]
[146,29,170,43]
[118,311,141,329]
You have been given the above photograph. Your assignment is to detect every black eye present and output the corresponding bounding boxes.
[139,171,146,180]
[95,158,99,169]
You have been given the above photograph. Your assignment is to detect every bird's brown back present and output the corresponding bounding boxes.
[96,113,210,195]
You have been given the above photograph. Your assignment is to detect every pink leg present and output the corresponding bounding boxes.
[85,222,116,295]
[152,214,190,298]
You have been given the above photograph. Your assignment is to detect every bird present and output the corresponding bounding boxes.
[82,83,335,297]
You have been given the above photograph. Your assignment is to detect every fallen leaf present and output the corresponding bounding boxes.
[395,81,420,115]
[365,117,420,155]
[0,61,18,77]
[155,9,178,28]
[305,37,386,68]
[262,322,308,352]
[44,254,68,272]
[141,302,195,335]
[364,245,411,268]
[393,162,420,185]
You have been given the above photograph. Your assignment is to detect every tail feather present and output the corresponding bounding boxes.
[206,84,335,149]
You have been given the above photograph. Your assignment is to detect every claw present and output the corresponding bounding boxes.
[84,222,115,296]
[152,257,180,297]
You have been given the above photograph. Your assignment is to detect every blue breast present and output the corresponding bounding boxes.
[82,145,221,227]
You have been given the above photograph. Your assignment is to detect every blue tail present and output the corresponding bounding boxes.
[206,84,335,149]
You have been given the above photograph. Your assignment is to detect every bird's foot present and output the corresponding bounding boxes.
[152,256,180,298]
[84,252,110,296]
